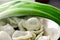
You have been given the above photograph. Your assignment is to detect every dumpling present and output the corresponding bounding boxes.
[7,18,18,28]
[11,17,21,23]
[0,24,15,36]
[35,32,44,40]
[22,17,42,31]
[36,36,49,40]
[45,28,60,40]
[12,31,36,40]
[0,31,12,40]
[0,19,7,26]
[18,19,26,31]
[31,25,44,35]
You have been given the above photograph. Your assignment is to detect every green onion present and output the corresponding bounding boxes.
[0,1,21,12]
[0,1,60,25]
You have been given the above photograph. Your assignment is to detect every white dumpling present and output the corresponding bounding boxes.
[12,31,36,40]
[0,24,15,36]
[18,19,26,31]
[7,18,18,28]
[35,32,44,40]
[36,36,49,40]
[23,17,42,31]
[58,28,60,37]
[11,17,21,23]
[0,31,12,40]
[45,28,60,40]
[32,25,44,34]
[31,32,36,40]
[0,19,6,26]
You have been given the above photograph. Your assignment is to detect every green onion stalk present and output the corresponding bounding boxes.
[0,0,60,25]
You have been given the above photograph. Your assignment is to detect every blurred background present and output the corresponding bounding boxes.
[0,0,60,40]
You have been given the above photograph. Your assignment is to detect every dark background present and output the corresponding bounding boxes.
[35,0,60,8]
[49,0,60,8]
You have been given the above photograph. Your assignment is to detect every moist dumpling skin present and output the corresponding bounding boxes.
[12,31,36,40]
[0,24,15,36]
[0,31,12,40]
[22,17,42,31]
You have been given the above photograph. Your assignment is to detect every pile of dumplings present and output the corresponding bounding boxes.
[0,17,60,40]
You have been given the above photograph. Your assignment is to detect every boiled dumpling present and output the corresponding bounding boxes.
[0,19,7,26]
[22,17,42,31]
[0,24,15,36]
[11,17,21,23]
[36,36,49,40]
[32,25,44,34]
[12,31,36,40]
[7,18,18,28]
[35,32,44,40]
[45,28,60,40]
[0,31,12,40]
[18,19,26,31]
[31,32,36,40]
